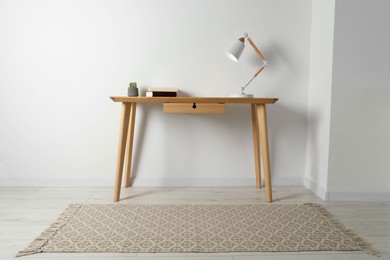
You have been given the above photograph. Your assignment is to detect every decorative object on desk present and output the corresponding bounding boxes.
[146,87,178,97]
[127,82,139,97]
[17,203,379,257]
[225,32,268,98]
[148,87,178,92]
[146,91,177,97]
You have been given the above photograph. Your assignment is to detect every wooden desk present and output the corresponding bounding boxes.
[110,97,278,202]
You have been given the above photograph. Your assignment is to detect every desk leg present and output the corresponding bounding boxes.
[114,103,131,202]
[251,104,262,188]
[124,103,137,187]
[256,104,273,202]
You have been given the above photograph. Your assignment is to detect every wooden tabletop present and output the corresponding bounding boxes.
[110,97,279,104]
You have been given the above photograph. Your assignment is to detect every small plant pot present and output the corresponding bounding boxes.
[127,88,139,97]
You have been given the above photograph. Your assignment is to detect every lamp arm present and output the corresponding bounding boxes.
[241,66,266,93]
[254,65,266,77]
[240,37,267,94]
[241,76,256,93]
[247,37,267,63]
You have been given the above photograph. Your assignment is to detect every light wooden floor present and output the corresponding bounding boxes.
[0,186,389,260]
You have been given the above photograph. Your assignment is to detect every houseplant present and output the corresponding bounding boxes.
[127,82,139,97]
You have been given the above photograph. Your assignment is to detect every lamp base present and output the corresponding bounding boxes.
[230,93,254,98]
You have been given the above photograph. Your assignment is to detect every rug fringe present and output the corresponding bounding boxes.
[305,203,381,257]
[16,204,82,257]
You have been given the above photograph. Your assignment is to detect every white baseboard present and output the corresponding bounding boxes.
[303,177,390,201]
[327,192,390,202]
[132,177,303,187]
[132,178,255,186]
[0,176,303,187]
[271,176,303,186]
[3,177,387,201]
[0,178,115,186]
[304,177,328,200]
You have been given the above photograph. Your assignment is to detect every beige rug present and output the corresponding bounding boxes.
[17,203,379,257]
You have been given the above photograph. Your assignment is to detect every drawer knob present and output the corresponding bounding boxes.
[163,103,226,114]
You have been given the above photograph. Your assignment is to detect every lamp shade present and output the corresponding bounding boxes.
[225,39,245,62]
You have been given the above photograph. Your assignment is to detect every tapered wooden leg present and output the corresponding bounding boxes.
[124,103,137,187]
[256,104,272,202]
[114,103,131,202]
[251,104,261,188]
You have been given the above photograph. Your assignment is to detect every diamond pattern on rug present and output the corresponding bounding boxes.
[17,203,379,257]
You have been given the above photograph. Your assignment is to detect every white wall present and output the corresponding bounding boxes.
[304,0,335,199]
[327,0,390,200]
[0,0,312,186]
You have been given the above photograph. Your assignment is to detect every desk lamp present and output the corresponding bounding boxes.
[225,33,268,97]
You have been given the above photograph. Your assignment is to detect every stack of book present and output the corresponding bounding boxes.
[146,88,178,97]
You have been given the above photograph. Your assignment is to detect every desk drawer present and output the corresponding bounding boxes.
[163,103,226,114]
